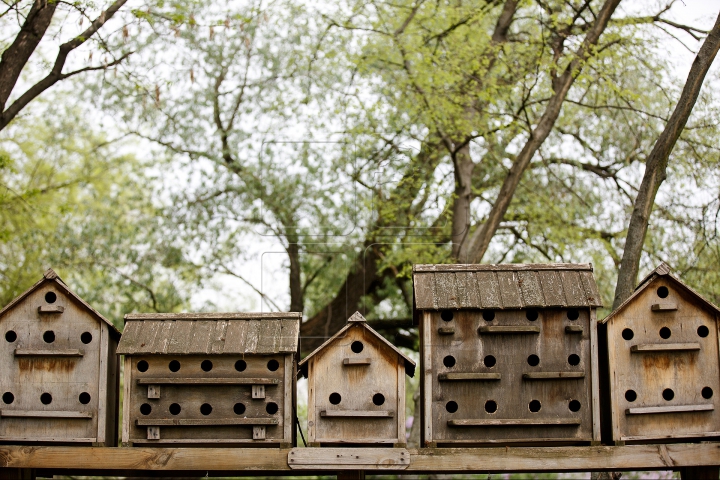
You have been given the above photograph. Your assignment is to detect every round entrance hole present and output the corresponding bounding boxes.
[625,390,637,402]
[267,359,280,371]
[657,286,669,298]
[485,400,497,413]
[5,331,16,343]
[329,393,341,405]
[2,392,14,404]
[529,400,541,413]
[43,330,55,343]
[622,328,634,341]
[698,326,710,338]
[137,360,149,372]
[351,341,364,353]
[702,387,714,399]
[569,400,581,412]
[567,309,580,320]
[441,311,454,322]
[527,354,540,367]
[234,403,246,415]
[169,360,181,372]
[482,311,495,321]
[445,401,458,413]
[526,310,538,321]
[484,355,496,368]
[266,402,279,414]
[443,355,456,368]
[662,388,675,401]
[373,393,385,406]
[235,359,247,372]
[40,393,52,405]
[568,354,580,366]
[169,403,181,415]
[140,403,152,415]
[81,332,92,344]
[79,392,91,405]
[45,292,57,303]
[200,403,213,415]
[660,327,671,339]
[201,360,213,372]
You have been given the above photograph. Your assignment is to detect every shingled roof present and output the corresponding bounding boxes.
[413,263,603,310]
[117,312,300,355]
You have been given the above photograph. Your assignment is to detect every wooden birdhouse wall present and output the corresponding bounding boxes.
[306,325,405,445]
[606,275,720,443]
[0,275,119,445]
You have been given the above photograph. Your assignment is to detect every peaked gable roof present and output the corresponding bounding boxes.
[413,263,603,310]
[299,311,416,378]
[600,262,720,324]
[118,312,300,355]
[0,268,120,338]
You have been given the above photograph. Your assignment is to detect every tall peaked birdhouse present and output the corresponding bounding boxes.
[299,312,415,447]
[0,268,121,445]
[118,312,299,446]
[600,263,720,444]
[414,263,603,447]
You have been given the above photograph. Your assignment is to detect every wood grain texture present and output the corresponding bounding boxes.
[448,418,581,426]
[288,447,409,470]
[630,343,701,353]
[626,404,714,415]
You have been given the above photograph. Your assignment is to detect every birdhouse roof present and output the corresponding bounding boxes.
[298,311,416,377]
[117,312,301,355]
[413,263,603,310]
[0,268,120,338]
[600,262,720,325]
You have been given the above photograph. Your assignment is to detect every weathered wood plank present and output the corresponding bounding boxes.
[475,271,502,309]
[478,326,540,334]
[522,372,585,380]
[288,448,409,470]
[320,410,394,418]
[136,418,278,426]
[0,410,92,419]
[537,270,566,306]
[497,271,523,308]
[565,325,583,333]
[626,404,714,415]
[343,358,372,365]
[517,271,544,307]
[438,373,501,381]
[413,264,594,272]
[13,349,83,357]
[651,303,678,311]
[136,377,279,385]
[125,312,302,320]
[630,343,701,353]
[448,418,581,426]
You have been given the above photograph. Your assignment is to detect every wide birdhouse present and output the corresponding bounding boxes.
[600,263,720,444]
[413,263,603,447]
[299,311,415,447]
[118,312,300,446]
[0,268,121,445]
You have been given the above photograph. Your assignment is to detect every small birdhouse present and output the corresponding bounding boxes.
[298,311,415,447]
[118,312,300,446]
[0,268,121,445]
[413,263,603,447]
[600,262,720,444]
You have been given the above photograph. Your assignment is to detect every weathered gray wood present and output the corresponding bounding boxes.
[626,404,714,415]
[13,348,83,356]
[414,263,593,272]
[438,373,501,381]
[522,372,585,380]
[630,343,700,353]
[518,270,545,307]
[538,270,566,307]
[253,426,266,440]
[343,358,371,365]
[37,305,64,314]
[320,411,394,418]
[147,426,160,440]
[147,385,160,399]
[126,312,302,320]
[252,385,266,399]
[0,410,92,418]
[652,303,679,311]
[137,418,278,426]
[477,325,540,334]
[288,447,410,470]
[137,377,280,385]
[566,325,583,333]
[448,418,581,426]
[475,271,502,308]
[437,327,455,335]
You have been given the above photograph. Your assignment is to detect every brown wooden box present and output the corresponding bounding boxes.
[600,263,720,444]
[299,311,415,446]
[118,312,299,446]
[413,263,603,447]
[0,268,120,445]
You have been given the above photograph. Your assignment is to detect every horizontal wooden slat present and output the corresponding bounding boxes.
[38,305,64,314]
[0,410,91,419]
[438,373,501,381]
[413,264,593,272]
[626,404,714,415]
[630,343,701,353]
[288,448,409,470]
[448,418,581,426]
[478,326,540,334]
[565,325,583,333]
[437,327,455,335]
[14,348,83,357]
[320,410,394,418]
[0,445,719,471]
[126,312,302,320]
[651,303,678,311]
[137,377,279,385]
[136,418,278,426]
[343,358,371,365]
[522,372,585,380]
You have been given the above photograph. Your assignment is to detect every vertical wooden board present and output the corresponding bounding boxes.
[606,320,621,442]
[136,321,162,354]
[209,320,229,354]
[166,320,194,354]
[454,272,471,308]
[122,356,132,444]
[538,271,566,307]
[187,320,214,353]
[497,271,522,308]
[223,321,248,353]
[461,272,481,308]
[117,321,141,353]
[257,321,281,354]
[397,362,406,444]
[422,312,434,444]
[434,273,458,310]
[589,310,601,442]
[243,320,262,354]
[413,273,438,310]
[579,271,602,306]
[279,319,300,353]
[475,271,502,309]
[560,271,585,306]
[106,337,120,446]
[97,324,108,444]
[150,321,175,354]
[284,354,293,443]
[307,358,316,443]
[518,271,544,307]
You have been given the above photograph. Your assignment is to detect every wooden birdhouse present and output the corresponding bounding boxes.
[0,268,121,445]
[118,312,299,446]
[298,311,415,447]
[600,262,720,444]
[413,263,604,447]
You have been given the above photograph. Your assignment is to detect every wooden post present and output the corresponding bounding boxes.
[679,467,719,480]
[337,470,365,480]
[0,469,36,480]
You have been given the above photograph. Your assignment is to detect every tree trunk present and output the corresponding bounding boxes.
[287,241,303,313]
[460,0,623,264]
[451,142,474,260]
[612,10,720,310]
[0,0,58,111]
